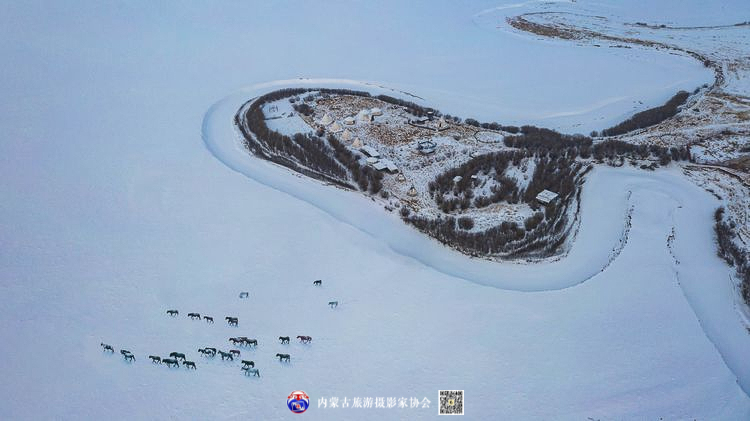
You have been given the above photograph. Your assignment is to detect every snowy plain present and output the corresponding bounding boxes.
[1,1,749,420]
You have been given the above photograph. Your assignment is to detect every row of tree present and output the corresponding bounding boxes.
[405,196,575,258]
[237,88,396,192]
[503,126,691,165]
[327,135,383,194]
[463,118,521,134]
[238,92,347,182]
[715,207,750,304]
[598,91,690,136]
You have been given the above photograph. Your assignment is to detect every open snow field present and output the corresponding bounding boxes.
[1,1,749,419]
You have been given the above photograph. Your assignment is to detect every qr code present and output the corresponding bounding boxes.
[439,390,464,415]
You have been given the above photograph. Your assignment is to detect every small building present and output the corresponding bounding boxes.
[379,159,399,173]
[352,137,363,149]
[396,173,407,182]
[536,189,559,205]
[453,175,463,183]
[343,116,355,125]
[372,161,388,171]
[366,157,380,165]
[341,129,353,142]
[370,107,383,116]
[360,145,380,158]
[407,185,418,197]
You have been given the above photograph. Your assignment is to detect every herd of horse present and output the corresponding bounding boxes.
[100,320,311,376]
[102,281,330,378]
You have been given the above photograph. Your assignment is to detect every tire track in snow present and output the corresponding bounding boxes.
[668,219,750,398]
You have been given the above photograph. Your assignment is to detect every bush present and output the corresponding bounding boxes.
[293,103,313,116]
[458,217,475,230]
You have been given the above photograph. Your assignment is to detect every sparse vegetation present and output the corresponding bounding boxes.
[408,147,591,258]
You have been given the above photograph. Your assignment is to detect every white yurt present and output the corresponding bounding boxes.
[320,113,333,126]
[407,185,418,197]
[396,173,406,182]
[329,121,343,133]
[437,116,449,129]
[343,116,355,125]
[357,109,372,122]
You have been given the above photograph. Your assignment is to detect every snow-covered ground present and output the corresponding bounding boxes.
[2,1,749,420]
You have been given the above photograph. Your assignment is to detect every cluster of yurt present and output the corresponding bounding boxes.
[318,107,383,134]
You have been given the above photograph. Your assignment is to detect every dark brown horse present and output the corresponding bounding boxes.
[241,338,257,347]
[279,336,290,344]
[276,353,291,362]
[163,358,179,367]
[169,352,186,361]
[184,361,197,369]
